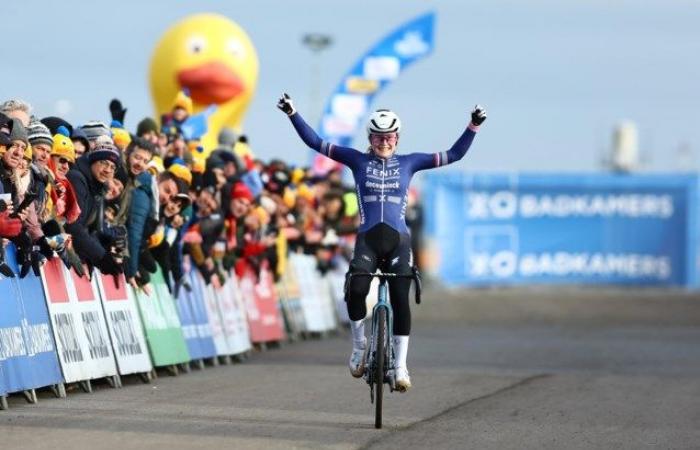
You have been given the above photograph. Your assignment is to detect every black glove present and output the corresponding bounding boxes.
[470,104,487,126]
[98,252,122,275]
[109,99,127,125]
[276,93,295,116]
[0,199,7,213]
[36,236,55,260]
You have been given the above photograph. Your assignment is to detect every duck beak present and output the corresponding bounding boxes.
[177,62,244,105]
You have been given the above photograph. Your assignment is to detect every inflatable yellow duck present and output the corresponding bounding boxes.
[149,13,259,152]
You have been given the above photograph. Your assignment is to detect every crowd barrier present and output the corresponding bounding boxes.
[424,172,700,288]
[0,242,355,409]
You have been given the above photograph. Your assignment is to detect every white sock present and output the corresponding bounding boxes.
[351,320,366,349]
[393,335,409,370]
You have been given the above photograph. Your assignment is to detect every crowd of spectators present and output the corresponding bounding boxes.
[0,92,423,297]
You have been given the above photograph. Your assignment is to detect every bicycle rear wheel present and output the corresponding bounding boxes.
[374,307,387,429]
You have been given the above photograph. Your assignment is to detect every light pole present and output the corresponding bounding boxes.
[302,33,333,128]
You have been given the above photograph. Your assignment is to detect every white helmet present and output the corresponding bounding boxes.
[366,109,401,135]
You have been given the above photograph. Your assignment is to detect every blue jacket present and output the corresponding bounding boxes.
[125,172,157,277]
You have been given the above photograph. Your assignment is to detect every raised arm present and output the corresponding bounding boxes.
[410,105,487,172]
[277,93,360,168]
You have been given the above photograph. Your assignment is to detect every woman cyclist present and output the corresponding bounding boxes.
[278,94,486,391]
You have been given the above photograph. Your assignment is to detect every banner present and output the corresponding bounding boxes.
[96,273,152,376]
[200,277,230,356]
[238,265,286,343]
[0,244,63,395]
[291,254,338,332]
[423,172,700,287]
[327,258,350,324]
[176,270,217,361]
[276,256,307,334]
[40,259,118,383]
[313,12,436,174]
[129,268,190,366]
[219,274,252,355]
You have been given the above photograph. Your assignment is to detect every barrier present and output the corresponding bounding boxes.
[176,269,217,362]
[276,256,307,335]
[291,254,338,332]
[328,258,350,324]
[96,273,153,377]
[129,267,190,367]
[0,244,63,401]
[237,264,286,343]
[218,273,253,355]
[40,259,119,386]
[424,172,700,287]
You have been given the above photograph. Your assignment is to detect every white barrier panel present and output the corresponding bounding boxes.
[198,274,231,356]
[219,274,252,355]
[328,258,350,324]
[96,273,152,376]
[40,260,118,383]
[278,257,307,334]
[291,254,338,332]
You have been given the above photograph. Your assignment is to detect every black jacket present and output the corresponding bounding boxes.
[64,155,107,265]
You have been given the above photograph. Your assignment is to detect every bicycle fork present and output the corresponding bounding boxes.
[366,279,396,402]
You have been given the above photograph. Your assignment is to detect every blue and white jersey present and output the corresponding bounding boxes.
[289,112,480,234]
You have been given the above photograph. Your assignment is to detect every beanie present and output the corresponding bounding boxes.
[80,121,111,141]
[9,118,28,145]
[51,127,76,163]
[218,127,237,148]
[88,143,120,166]
[41,116,73,136]
[136,117,159,137]
[27,119,53,148]
[168,162,192,186]
[110,120,132,150]
[71,127,90,150]
[231,182,254,203]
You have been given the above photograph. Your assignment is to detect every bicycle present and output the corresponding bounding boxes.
[347,269,422,429]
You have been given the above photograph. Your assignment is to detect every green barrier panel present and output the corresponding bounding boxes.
[129,268,190,367]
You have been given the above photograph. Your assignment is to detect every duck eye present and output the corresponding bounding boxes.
[226,39,245,58]
[187,36,207,54]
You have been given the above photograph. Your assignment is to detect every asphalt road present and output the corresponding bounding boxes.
[2,286,700,449]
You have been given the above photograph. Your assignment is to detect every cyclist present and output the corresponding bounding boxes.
[278,94,486,391]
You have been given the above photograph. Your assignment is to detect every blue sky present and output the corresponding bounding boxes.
[3,0,699,174]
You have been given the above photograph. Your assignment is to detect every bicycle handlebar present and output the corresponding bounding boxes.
[346,268,422,304]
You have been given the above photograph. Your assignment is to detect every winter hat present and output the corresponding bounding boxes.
[80,121,111,142]
[88,143,120,166]
[218,128,237,148]
[136,117,159,137]
[110,120,131,150]
[71,127,90,150]
[231,182,254,203]
[41,116,73,136]
[51,126,76,163]
[26,119,53,148]
[168,161,192,186]
[9,118,28,145]
[172,90,193,115]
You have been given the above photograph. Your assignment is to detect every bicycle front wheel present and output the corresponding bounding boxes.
[374,307,387,429]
